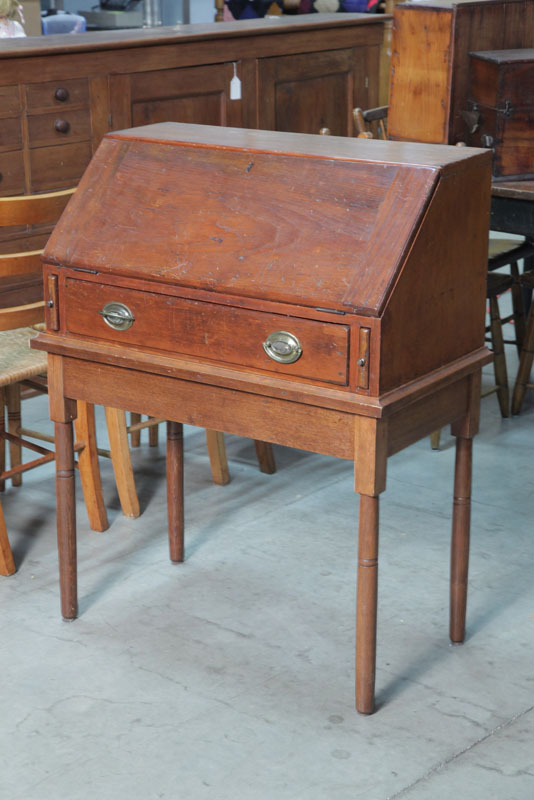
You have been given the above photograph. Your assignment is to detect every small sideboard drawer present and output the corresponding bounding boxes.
[27,109,92,148]
[25,78,90,112]
[0,118,22,152]
[0,85,21,115]
[29,141,93,192]
[0,151,25,197]
[63,280,350,385]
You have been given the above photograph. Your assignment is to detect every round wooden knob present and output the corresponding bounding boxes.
[54,119,70,134]
[55,87,70,102]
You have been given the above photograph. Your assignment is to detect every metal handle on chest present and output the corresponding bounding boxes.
[99,302,135,331]
[263,331,302,364]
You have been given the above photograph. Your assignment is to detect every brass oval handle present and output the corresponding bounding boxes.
[99,302,135,331]
[55,87,70,102]
[55,119,70,134]
[263,331,302,364]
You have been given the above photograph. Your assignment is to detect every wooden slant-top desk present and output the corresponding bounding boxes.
[33,124,492,713]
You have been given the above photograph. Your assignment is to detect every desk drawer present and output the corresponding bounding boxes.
[0,118,22,152]
[64,280,350,385]
[0,151,25,196]
[25,78,90,112]
[29,141,93,192]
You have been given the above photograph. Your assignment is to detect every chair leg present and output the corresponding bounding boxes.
[74,401,109,533]
[130,412,141,447]
[206,430,230,486]
[0,387,5,493]
[6,384,22,486]
[148,418,159,447]
[254,440,276,474]
[489,296,510,417]
[0,500,16,576]
[105,407,140,519]
[510,261,526,355]
[512,305,534,415]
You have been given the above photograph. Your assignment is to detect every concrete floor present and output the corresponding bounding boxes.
[1,356,533,799]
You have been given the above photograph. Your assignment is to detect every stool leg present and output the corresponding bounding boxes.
[356,493,379,714]
[489,296,509,417]
[254,440,276,474]
[0,387,5,493]
[130,412,141,447]
[450,436,472,643]
[512,306,534,415]
[149,418,159,447]
[167,421,184,563]
[430,429,441,450]
[510,261,525,355]
[6,384,22,486]
[105,407,140,519]
[206,430,230,486]
[74,401,109,533]
[55,420,77,619]
[0,500,16,576]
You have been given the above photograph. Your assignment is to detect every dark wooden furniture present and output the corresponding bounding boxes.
[388,0,534,145]
[0,14,383,206]
[490,181,534,414]
[32,123,492,713]
[465,49,534,180]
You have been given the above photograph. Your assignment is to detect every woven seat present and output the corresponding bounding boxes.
[0,328,48,388]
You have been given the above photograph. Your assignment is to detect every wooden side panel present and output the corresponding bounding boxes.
[379,156,491,393]
[388,7,453,143]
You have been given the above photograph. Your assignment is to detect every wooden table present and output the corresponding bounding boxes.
[491,181,534,413]
[32,124,492,714]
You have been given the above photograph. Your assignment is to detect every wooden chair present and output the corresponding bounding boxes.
[0,188,109,576]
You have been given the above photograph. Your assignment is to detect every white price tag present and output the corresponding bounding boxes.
[230,63,242,100]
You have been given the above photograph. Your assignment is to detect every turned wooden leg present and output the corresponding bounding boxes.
[356,493,379,714]
[148,418,159,447]
[0,500,16,576]
[55,420,77,619]
[254,440,276,474]
[167,421,184,563]
[74,401,109,533]
[512,306,534,415]
[206,429,230,486]
[130,412,141,447]
[6,384,22,486]
[105,407,140,519]
[489,296,509,417]
[0,386,5,493]
[354,416,387,714]
[450,436,472,644]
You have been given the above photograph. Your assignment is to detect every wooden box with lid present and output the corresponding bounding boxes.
[465,49,534,180]
[33,123,492,712]
[388,0,534,146]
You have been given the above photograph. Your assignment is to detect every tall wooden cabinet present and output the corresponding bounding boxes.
[0,15,384,211]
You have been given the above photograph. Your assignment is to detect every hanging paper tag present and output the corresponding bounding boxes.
[230,62,242,101]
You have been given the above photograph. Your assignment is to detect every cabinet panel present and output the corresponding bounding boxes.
[0,151,25,196]
[257,49,366,136]
[30,141,93,192]
[128,63,238,129]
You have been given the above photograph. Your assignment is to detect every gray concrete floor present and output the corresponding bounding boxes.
[1,352,533,799]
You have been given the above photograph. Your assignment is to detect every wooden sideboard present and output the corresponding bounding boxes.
[0,14,384,210]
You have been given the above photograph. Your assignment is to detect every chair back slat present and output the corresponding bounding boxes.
[0,188,75,227]
[0,301,45,332]
[0,251,43,278]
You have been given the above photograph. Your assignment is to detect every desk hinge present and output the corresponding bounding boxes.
[315,307,346,315]
[71,267,99,274]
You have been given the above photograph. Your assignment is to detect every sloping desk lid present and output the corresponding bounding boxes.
[44,123,485,315]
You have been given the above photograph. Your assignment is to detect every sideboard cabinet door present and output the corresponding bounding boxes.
[110,63,243,132]
[257,48,378,136]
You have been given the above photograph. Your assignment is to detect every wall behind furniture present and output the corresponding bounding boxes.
[57,0,215,24]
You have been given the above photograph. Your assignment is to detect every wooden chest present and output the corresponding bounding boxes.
[33,124,492,713]
[465,49,534,179]
[388,0,534,145]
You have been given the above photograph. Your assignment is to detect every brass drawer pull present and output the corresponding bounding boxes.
[99,302,135,331]
[263,331,302,364]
